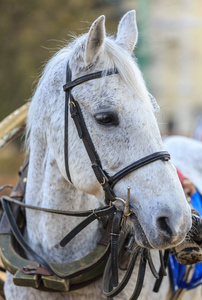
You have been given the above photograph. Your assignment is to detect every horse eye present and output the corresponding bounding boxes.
[94,112,119,126]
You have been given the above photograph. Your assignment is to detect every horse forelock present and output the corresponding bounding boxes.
[69,35,151,106]
[102,38,150,105]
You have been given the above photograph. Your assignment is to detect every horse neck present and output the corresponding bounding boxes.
[25,142,101,262]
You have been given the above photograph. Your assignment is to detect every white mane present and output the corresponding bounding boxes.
[25,46,70,152]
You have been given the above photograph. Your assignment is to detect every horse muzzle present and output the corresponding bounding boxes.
[129,205,192,250]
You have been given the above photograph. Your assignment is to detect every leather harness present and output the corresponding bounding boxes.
[0,62,172,298]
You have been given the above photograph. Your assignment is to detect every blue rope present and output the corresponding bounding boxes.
[169,190,202,292]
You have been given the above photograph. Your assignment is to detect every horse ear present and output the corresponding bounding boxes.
[148,93,160,116]
[116,10,138,53]
[85,15,106,65]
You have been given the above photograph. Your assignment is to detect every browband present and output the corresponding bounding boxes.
[63,68,119,91]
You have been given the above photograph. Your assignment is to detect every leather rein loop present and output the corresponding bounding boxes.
[63,62,170,205]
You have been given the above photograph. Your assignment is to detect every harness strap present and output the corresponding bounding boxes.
[153,249,170,292]
[1,196,98,217]
[64,63,72,183]
[102,248,139,298]
[130,249,147,300]
[103,247,148,300]
[110,210,123,287]
[1,198,55,276]
[1,197,113,279]
[60,206,116,247]
[146,249,159,279]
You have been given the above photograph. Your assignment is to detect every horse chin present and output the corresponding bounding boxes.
[129,214,185,250]
[129,214,153,249]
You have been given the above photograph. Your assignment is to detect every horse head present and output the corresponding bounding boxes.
[28,11,191,251]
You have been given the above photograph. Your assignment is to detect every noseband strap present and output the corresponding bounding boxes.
[63,62,170,204]
[108,151,170,188]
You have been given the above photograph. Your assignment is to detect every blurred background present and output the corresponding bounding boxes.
[0,0,202,191]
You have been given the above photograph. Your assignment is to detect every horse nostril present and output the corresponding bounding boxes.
[156,216,174,238]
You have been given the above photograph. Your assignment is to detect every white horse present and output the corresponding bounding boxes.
[164,135,202,196]
[163,135,202,299]
[4,11,192,300]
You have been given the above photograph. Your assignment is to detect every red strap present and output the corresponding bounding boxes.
[176,167,196,197]
[176,168,185,183]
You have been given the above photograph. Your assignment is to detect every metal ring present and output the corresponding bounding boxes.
[93,210,101,220]
[100,177,106,186]
[114,197,126,205]
[110,233,120,236]
[69,101,76,108]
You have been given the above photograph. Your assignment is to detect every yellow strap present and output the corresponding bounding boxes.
[0,102,30,149]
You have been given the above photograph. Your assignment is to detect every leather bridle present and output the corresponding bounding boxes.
[63,62,170,205]
[0,61,172,299]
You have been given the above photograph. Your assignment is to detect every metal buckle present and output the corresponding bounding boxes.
[114,187,133,232]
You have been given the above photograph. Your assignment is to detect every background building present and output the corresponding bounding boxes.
[148,0,202,136]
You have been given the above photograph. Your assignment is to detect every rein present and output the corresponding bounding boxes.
[0,186,169,298]
[1,195,115,278]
